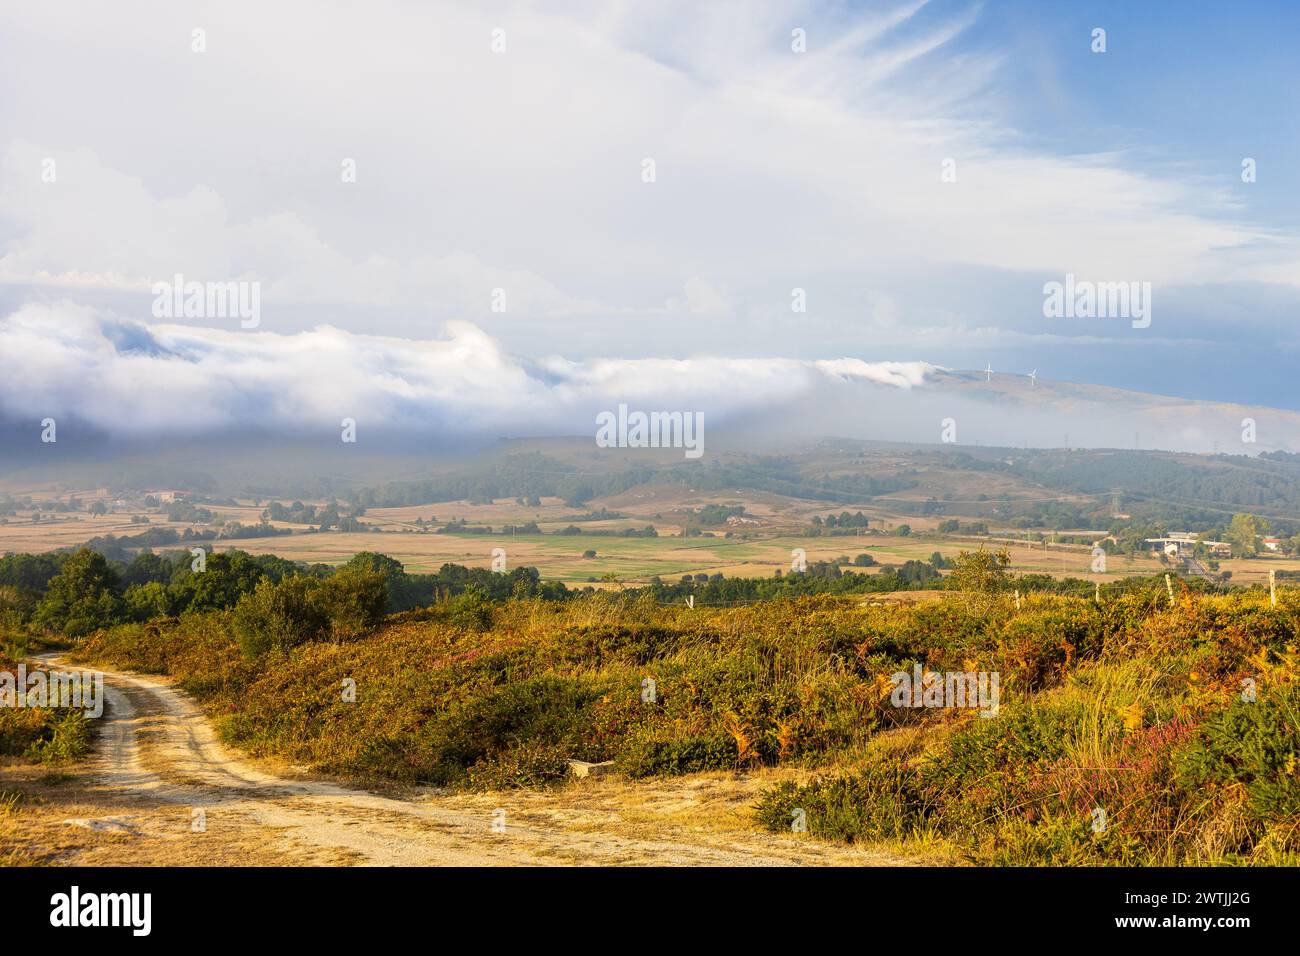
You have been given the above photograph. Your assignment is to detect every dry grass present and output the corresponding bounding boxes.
[0,759,350,866]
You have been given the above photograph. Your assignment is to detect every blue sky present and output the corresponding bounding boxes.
[956,0,1300,404]
[974,0,1300,224]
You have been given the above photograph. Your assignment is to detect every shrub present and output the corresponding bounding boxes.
[26,709,91,763]
[987,813,1145,866]
[0,707,52,756]
[62,582,1300,866]
[0,704,90,763]
[466,740,572,790]
[371,672,615,786]
[997,605,1106,690]
[319,569,388,640]
[1177,682,1300,830]
[231,576,329,657]
[754,762,932,842]
[615,727,738,777]
[446,586,493,631]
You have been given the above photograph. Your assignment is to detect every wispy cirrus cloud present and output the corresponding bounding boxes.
[1,1,1293,318]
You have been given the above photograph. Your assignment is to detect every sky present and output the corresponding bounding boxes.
[1,0,1298,450]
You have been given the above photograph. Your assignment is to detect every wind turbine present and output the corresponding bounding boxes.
[984,363,993,381]
[1027,369,1037,387]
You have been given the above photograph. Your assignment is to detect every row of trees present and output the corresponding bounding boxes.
[0,547,569,641]
[260,500,368,531]
[681,504,747,525]
[936,519,989,534]
[811,511,871,528]
[647,556,943,604]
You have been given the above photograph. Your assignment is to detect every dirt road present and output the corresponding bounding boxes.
[9,660,913,866]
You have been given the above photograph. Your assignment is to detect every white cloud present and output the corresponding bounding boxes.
[665,277,731,315]
[1,0,1294,339]
[0,302,936,437]
[0,142,604,319]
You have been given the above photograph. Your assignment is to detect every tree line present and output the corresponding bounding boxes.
[0,548,566,642]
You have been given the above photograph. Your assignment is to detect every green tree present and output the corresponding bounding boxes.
[123,581,173,621]
[169,550,267,612]
[1227,513,1269,558]
[948,548,1012,595]
[339,551,406,606]
[341,551,404,577]
[0,553,61,593]
[122,551,173,588]
[34,548,124,637]
[0,584,36,653]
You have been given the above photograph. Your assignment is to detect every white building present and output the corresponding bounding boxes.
[1143,533,1231,558]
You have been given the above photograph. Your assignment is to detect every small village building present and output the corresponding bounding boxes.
[1142,532,1231,558]
[146,490,185,502]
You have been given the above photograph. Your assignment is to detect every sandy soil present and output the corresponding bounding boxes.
[2,660,915,867]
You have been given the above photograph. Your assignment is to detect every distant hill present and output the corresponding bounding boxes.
[926,368,1299,454]
[5,369,1300,532]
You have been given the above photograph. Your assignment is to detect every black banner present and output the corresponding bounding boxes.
[1,865,1278,942]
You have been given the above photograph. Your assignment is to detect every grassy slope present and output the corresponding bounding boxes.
[69,585,1300,864]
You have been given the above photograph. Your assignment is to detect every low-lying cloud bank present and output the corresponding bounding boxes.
[0,302,935,439]
[7,303,1297,457]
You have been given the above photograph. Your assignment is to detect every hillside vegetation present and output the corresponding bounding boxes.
[66,566,1300,865]
[0,645,91,765]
